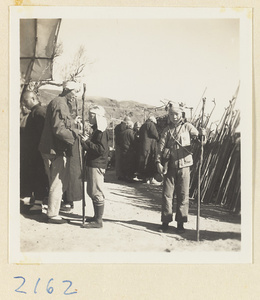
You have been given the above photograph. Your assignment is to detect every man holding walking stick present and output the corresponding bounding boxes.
[39,80,83,224]
[156,102,206,233]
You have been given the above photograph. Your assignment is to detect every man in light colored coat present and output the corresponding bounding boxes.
[156,102,206,233]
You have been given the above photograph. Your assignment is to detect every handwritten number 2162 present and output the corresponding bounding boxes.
[14,276,77,295]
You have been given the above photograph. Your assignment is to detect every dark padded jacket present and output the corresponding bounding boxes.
[39,96,78,156]
[82,124,109,169]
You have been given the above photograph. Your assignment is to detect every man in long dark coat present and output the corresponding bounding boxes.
[138,115,159,183]
[21,91,49,204]
[120,120,136,182]
[114,116,131,180]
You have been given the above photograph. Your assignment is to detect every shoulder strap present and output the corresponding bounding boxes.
[168,124,193,155]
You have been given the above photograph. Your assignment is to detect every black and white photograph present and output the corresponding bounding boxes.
[9,6,252,264]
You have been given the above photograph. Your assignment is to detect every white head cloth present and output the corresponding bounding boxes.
[89,105,107,132]
[148,115,157,124]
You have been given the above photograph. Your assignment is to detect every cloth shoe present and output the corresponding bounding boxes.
[48,216,67,224]
[159,222,169,233]
[150,178,161,185]
[176,222,185,233]
[42,204,48,214]
[28,203,42,214]
[60,202,73,212]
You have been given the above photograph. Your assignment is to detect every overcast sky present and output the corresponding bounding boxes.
[53,17,240,123]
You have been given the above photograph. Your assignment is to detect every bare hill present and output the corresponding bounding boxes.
[38,88,166,125]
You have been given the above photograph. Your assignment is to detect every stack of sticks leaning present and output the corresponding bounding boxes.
[20,80,241,234]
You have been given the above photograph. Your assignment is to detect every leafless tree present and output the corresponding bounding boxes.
[59,45,90,82]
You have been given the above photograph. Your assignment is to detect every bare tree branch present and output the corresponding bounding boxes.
[54,42,63,59]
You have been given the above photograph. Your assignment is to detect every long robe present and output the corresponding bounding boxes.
[20,104,49,200]
[138,119,159,179]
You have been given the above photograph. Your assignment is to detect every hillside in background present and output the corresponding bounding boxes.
[38,88,166,126]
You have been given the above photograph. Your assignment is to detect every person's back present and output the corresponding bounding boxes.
[114,116,131,179]
[139,118,159,152]
[114,121,127,146]
[120,127,135,153]
[138,116,159,182]
[120,120,135,181]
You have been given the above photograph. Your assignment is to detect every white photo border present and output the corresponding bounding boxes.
[9,6,252,264]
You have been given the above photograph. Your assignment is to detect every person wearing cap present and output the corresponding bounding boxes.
[114,116,132,180]
[80,105,109,229]
[156,102,206,233]
[39,80,82,224]
[138,115,159,183]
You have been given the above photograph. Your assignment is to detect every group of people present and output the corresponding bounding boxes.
[20,80,206,233]
[114,115,160,184]
[20,80,109,228]
[113,103,206,232]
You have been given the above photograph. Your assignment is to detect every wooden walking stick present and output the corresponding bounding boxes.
[197,97,206,242]
[81,83,86,225]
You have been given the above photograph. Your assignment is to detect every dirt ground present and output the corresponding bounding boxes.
[20,169,241,254]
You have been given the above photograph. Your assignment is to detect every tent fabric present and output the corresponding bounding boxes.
[31,58,54,81]
[20,19,35,58]
[20,19,61,83]
[20,59,32,82]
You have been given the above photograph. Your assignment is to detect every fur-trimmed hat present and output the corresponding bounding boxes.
[167,101,183,113]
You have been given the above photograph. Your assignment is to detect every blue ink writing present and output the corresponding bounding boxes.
[46,278,54,294]
[63,280,78,295]
[14,277,78,295]
[34,278,40,294]
[14,276,27,294]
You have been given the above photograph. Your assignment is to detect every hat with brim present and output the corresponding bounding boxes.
[59,81,81,97]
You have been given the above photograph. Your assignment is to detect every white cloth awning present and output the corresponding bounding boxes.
[20,19,61,83]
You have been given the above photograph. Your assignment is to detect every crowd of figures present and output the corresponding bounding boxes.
[20,80,207,233]
[114,115,160,184]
